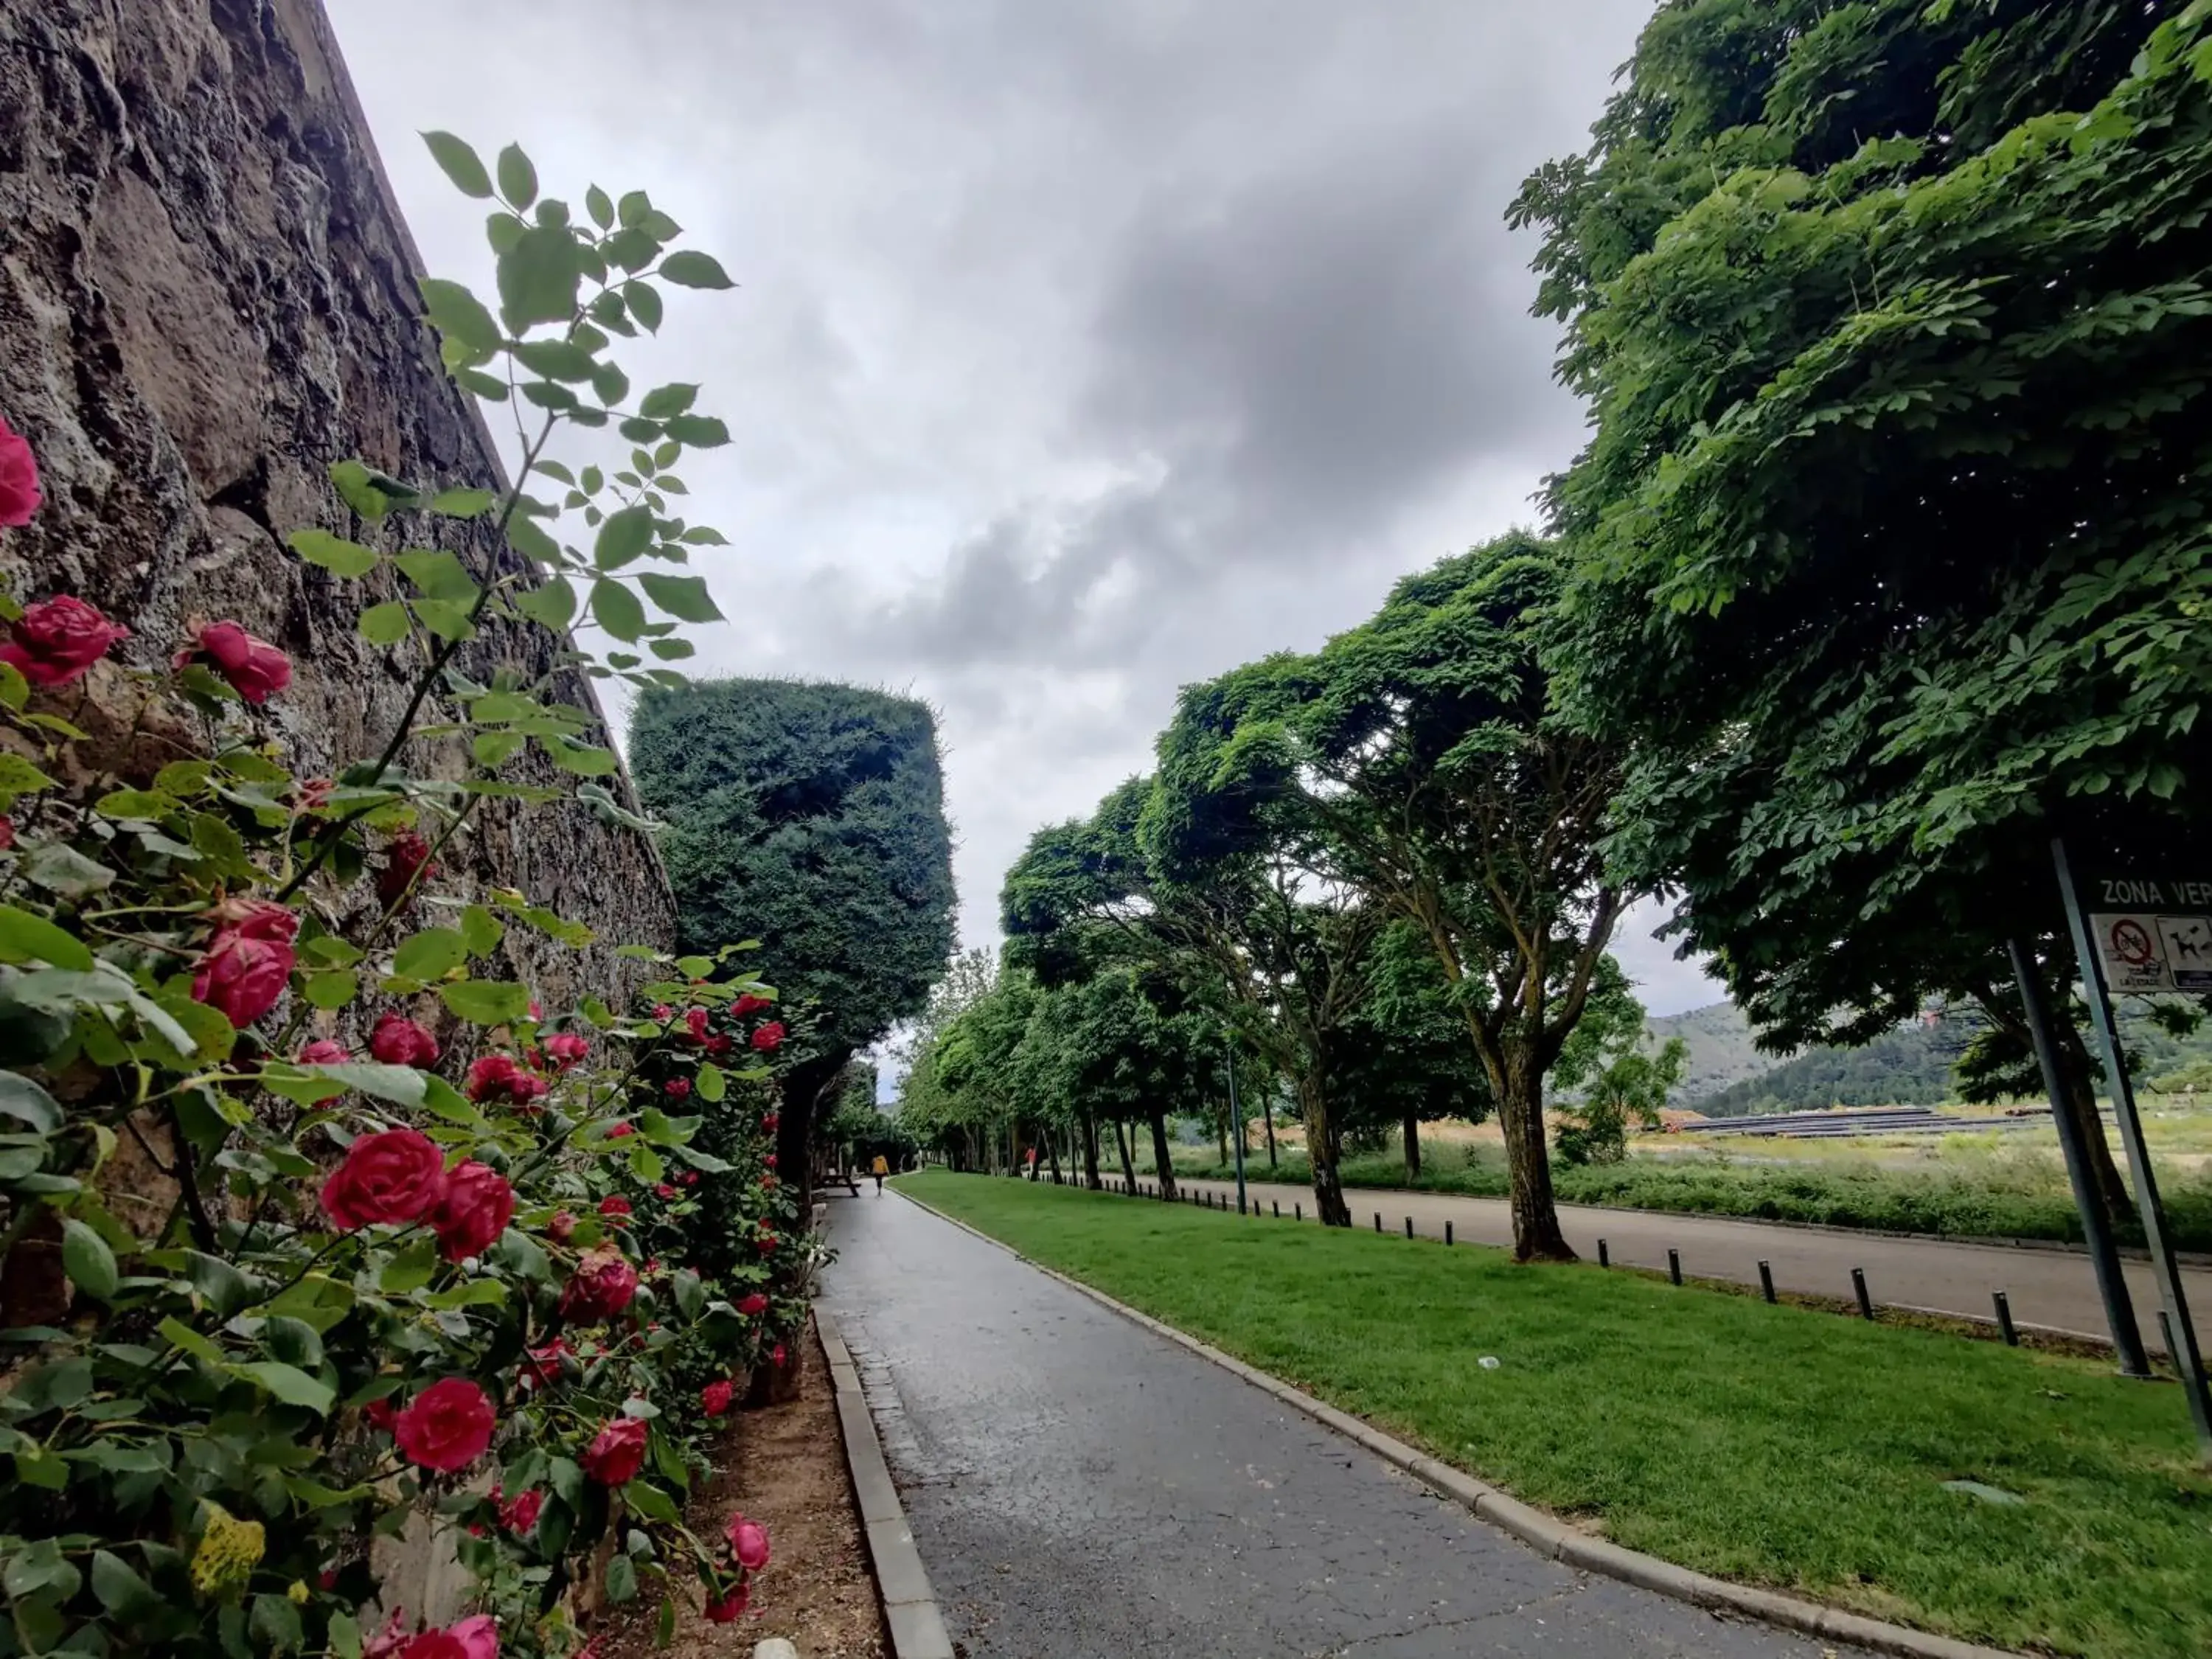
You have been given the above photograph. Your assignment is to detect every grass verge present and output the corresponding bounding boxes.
[900,1168,2212,1659]
[1169,1142,2212,1253]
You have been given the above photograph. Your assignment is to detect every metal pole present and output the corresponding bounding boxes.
[1994,1291,2018,1346]
[2006,936,2149,1374]
[1852,1267,1875,1321]
[2055,836,2212,1457]
[1227,1040,1248,1215]
[1667,1248,1681,1286]
[1597,1238,1609,1267]
[1758,1261,1775,1304]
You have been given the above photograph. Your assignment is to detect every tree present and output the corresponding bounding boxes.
[1514,1,2212,1253]
[631,678,956,1202]
[1332,922,1496,1180]
[1162,538,1632,1258]
[1549,961,1683,1165]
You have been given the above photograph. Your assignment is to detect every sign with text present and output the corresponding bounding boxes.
[2087,872,2212,993]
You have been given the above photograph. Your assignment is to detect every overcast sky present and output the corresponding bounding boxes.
[327,0,1723,1017]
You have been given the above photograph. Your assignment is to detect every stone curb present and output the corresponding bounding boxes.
[895,1186,2025,1659]
[814,1309,954,1659]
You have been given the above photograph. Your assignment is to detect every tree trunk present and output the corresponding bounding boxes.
[1264,1102,1276,1169]
[1498,1051,1573,1261]
[1082,1112,1102,1189]
[1114,1118,1137,1189]
[2053,1016,2136,1220]
[1402,1110,1421,1181]
[1296,1074,1352,1226]
[1147,1110,1178,1201]
[773,1050,847,1221]
[1046,1131,1061,1184]
[1216,1107,1228,1169]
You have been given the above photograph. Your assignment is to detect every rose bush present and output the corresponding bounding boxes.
[0,139,791,1659]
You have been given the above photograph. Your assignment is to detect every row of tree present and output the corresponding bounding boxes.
[904,1,2212,1264]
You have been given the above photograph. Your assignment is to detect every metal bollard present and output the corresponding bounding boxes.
[1405,1217,1413,1239]
[1668,1248,1682,1286]
[1598,1238,1610,1268]
[1852,1267,1875,1321]
[1374,1212,1382,1233]
[1295,1203,1302,1222]
[1758,1260,1776,1304]
[1272,1200,1279,1217]
[1445,1220,1453,1246]
[1993,1290,2018,1346]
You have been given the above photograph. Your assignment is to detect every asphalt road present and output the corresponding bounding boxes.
[821,1191,1874,1659]
[1166,1173,2211,1351]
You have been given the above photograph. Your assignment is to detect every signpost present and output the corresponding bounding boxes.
[1227,1041,1248,1216]
[2053,839,2212,1458]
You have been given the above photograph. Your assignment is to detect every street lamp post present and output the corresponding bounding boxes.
[1228,1040,1248,1215]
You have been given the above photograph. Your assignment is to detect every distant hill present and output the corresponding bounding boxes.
[1644,1001,1772,1104]
[1699,1018,1962,1117]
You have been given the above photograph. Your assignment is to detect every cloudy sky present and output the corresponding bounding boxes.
[327,0,1722,1016]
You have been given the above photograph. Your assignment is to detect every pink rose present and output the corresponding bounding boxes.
[557,1245,639,1323]
[701,1379,734,1416]
[605,1121,635,1139]
[737,1293,768,1318]
[0,414,42,526]
[183,620,291,703]
[322,1128,448,1229]
[664,1077,691,1099]
[369,1012,441,1068]
[684,1007,711,1043]
[192,930,294,1028]
[547,1209,577,1244]
[497,1487,543,1534]
[726,1514,771,1571]
[431,1161,515,1261]
[703,1585,749,1624]
[392,1377,495,1471]
[542,1032,588,1069]
[655,1182,677,1200]
[750,1022,785,1053]
[653,1003,673,1021]
[1,596,131,688]
[731,993,771,1017]
[580,1415,648,1486]
[297,1038,348,1065]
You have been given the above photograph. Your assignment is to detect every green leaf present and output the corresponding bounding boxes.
[287,529,381,578]
[330,1613,363,1659]
[506,514,563,568]
[311,1063,430,1110]
[0,1073,61,1133]
[638,383,699,420]
[233,1361,335,1416]
[330,459,418,519]
[157,1315,227,1366]
[0,905,94,972]
[638,572,723,623]
[662,414,731,449]
[585,185,615,229]
[591,363,630,408]
[423,131,495,198]
[594,504,656,569]
[250,1592,305,1656]
[659,251,735,290]
[544,738,619,776]
[380,1240,438,1295]
[498,225,585,330]
[672,1270,705,1321]
[422,1279,507,1310]
[302,970,359,1012]
[394,928,470,981]
[60,1220,119,1301]
[622,1479,681,1524]
[515,340,598,383]
[414,599,477,642]
[0,754,55,794]
[496,143,539,209]
[455,366,510,403]
[695,1062,725,1103]
[22,843,114,899]
[89,1549,160,1620]
[358,602,411,646]
[460,905,506,956]
[431,487,497,518]
[618,189,652,229]
[515,577,579,631]
[473,731,526,768]
[591,580,647,642]
[182,1251,254,1318]
[622,281,664,333]
[440,979,533,1025]
[605,1552,639,1604]
[96,788,178,821]
[396,549,481,602]
[646,638,696,661]
[418,278,504,355]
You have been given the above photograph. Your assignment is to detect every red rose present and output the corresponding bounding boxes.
[542,1032,588,1069]
[498,1486,543,1534]
[392,1377,495,1471]
[758,1233,778,1253]
[726,1514,771,1570]
[580,1414,649,1486]
[750,1022,785,1052]
[431,1161,514,1261]
[598,1195,633,1218]
[467,1054,546,1107]
[759,1174,778,1192]
[684,1007,710,1043]
[730,993,770,1018]
[737,1293,768,1318]
[0,415,42,526]
[1,596,128,686]
[364,1395,398,1431]
[322,1127,447,1229]
[684,1172,700,1186]
[185,620,291,703]
[654,1183,676,1200]
[400,1617,495,1659]
[664,1077,691,1099]
[771,1344,787,1366]
[703,1585,749,1624]
[207,896,298,942]
[653,1003,673,1021]
[703,1033,734,1055]
[519,1338,571,1393]
[605,1121,635,1139]
[701,1379,734,1416]
[548,1209,578,1243]
[296,776,335,812]
[558,1245,639,1323]
[0,816,12,850]
[369,1012,441,1068]
[377,830,438,908]
[762,1113,779,1134]
[297,1038,348,1065]
[764,1153,777,1169]
[192,931,293,1026]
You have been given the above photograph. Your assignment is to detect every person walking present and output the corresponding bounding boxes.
[870,1153,888,1194]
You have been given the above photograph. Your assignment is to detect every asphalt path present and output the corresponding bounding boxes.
[1164,1173,2211,1352]
[821,1189,1874,1659]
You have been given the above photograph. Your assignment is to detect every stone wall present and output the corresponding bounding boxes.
[0,0,678,1000]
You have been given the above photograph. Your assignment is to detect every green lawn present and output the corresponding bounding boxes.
[900,1169,2212,1659]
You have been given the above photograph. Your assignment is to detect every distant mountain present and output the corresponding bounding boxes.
[1644,1001,1773,1104]
[1698,1018,1961,1117]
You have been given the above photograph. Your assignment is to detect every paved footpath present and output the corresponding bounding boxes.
[1172,1174,2211,1350]
[821,1192,1875,1659]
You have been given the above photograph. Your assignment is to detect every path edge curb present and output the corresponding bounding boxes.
[894,1185,2025,1659]
[814,1307,954,1659]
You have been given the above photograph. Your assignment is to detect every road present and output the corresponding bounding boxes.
[1164,1173,2211,1351]
[821,1191,1874,1659]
